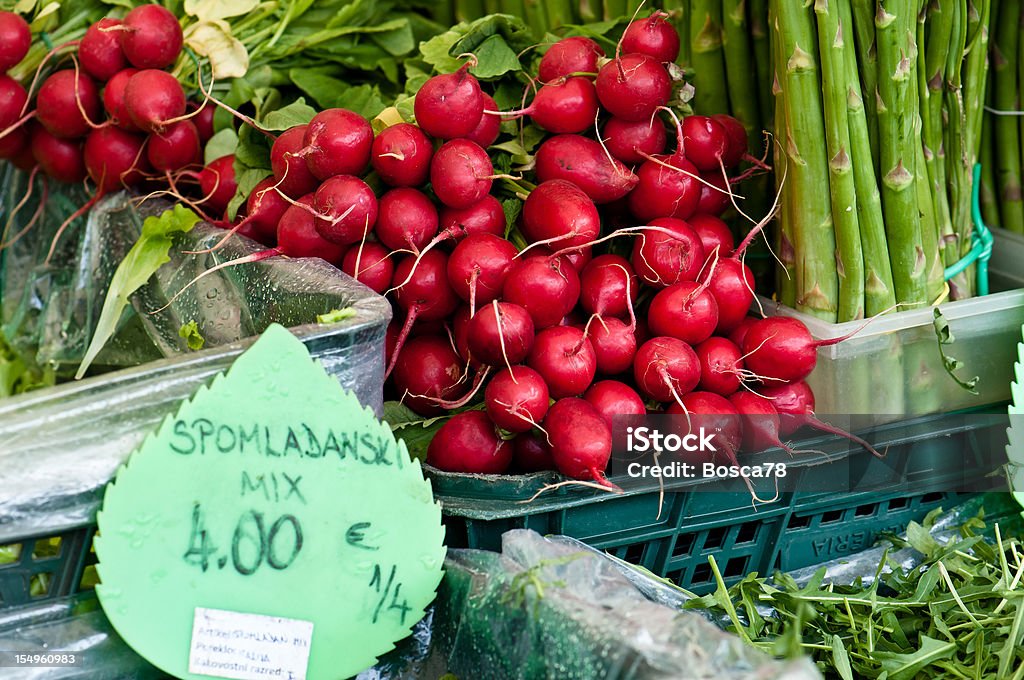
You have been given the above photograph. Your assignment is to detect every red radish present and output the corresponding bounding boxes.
[430,139,493,209]
[0,74,28,131]
[528,326,596,398]
[119,4,183,69]
[503,77,599,134]
[447,233,518,306]
[467,301,535,367]
[695,336,744,396]
[603,116,668,165]
[101,68,140,132]
[595,53,671,122]
[146,120,200,171]
[303,108,373,180]
[197,155,237,217]
[521,179,600,248]
[621,11,681,63]
[375,187,437,251]
[513,433,555,472]
[31,127,85,183]
[728,316,756,348]
[712,114,748,168]
[0,12,30,72]
[10,138,35,170]
[393,250,459,320]
[189,100,215,142]
[666,391,743,462]
[370,123,433,187]
[466,94,501,148]
[80,19,128,81]
[758,380,881,456]
[628,153,702,221]
[681,116,730,172]
[451,305,479,366]
[704,258,755,334]
[391,335,467,416]
[414,64,484,140]
[439,195,505,240]
[741,316,842,384]
[534,135,639,204]
[277,194,347,262]
[0,123,26,159]
[341,242,393,294]
[689,213,734,258]
[584,380,646,427]
[84,126,146,192]
[630,217,705,287]
[633,337,701,403]
[580,254,639,321]
[728,391,793,453]
[588,318,637,375]
[544,398,612,484]
[538,246,592,272]
[696,173,731,215]
[270,125,318,198]
[761,380,814,438]
[485,366,550,432]
[539,36,605,82]
[502,255,581,329]
[123,69,184,134]
[36,70,101,139]
[244,177,290,240]
[648,281,719,345]
[313,175,378,245]
[427,411,512,474]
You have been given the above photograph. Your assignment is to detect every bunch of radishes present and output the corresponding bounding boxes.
[0,6,239,231]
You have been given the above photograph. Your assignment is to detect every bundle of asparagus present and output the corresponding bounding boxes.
[980,1,1024,235]
[770,0,990,322]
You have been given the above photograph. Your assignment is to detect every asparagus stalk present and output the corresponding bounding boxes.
[979,92,1001,228]
[941,1,972,296]
[992,0,1023,232]
[774,0,838,319]
[749,0,772,132]
[522,0,548,37]
[875,0,929,307]
[849,0,880,176]
[577,0,601,23]
[814,0,864,321]
[499,0,527,19]
[722,0,762,150]
[662,0,691,67]
[690,0,731,115]
[914,4,946,302]
[603,0,627,21]
[920,0,955,273]
[544,0,575,29]
[771,1,796,308]
[455,0,486,23]
[838,0,896,317]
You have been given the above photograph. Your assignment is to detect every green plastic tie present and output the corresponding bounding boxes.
[943,164,992,296]
[40,32,53,51]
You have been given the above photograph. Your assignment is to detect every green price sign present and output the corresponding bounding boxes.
[95,325,446,680]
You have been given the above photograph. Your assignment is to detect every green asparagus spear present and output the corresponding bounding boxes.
[849,0,880,176]
[771,1,796,308]
[915,4,945,302]
[455,0,486,23]
[979,91,1001,228]
[544,0,575,29]
[662,0,690,66]
[577,0,601,23]
[690,0,731,115]
[722,0,762,151]
[749,0,772,131]
[875,0,929,307]
[603,0,627,21]
[920,0,955,273]
[814,0,865,321]
[837,0,896,317]
[774,0,838,319]
[992,0,1023,231]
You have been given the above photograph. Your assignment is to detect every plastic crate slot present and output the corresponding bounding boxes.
[820,509,844,524]
[787,514,812,529]
[0,542,22,566]
[31,536,62,561]
[855,503,877,517]
[79,565,99,591]
[723,556,749,578]
[665,569,684,585]
[888,496,910,510]
[702,526,728,551]
[920,492,945,504]
[30,572,54,597]
[692,562,713,584]
[735,522,759,544]
[622,543,645,564]
[671,533,696,558]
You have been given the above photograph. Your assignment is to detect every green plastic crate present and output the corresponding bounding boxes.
[432,413,1010,594]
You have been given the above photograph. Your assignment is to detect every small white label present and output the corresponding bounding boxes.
[188,607,313,680]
